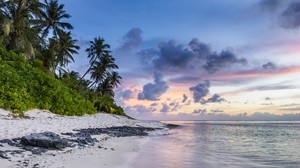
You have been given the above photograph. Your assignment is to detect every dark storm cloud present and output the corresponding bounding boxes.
[182,94,188,103]
[138,72,169,101]
[188,38,211,58]
[280,1,300,29]
[262,62,277,70]
[207,94,226,103]
[160,103,170,113]
[153,40,194,70]
[189,80,210,103]
[203,50,247,74]
[138,38,247,76]
[139,48,159,65]
[118,28,143,51]
[119,89,133,100]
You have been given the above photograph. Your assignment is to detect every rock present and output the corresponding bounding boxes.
[20,132,68,150]
[76,126,158,137]
[165,123,181,129]
[0,151,9,159]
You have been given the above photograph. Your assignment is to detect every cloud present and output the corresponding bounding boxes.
[138,72,169,101]
[188,38,211,58]
[169,76,201,83]
[193,109,207,114]
[280,1,300,29]
[262,62,277,70]
[189,80,210,103]
[261,103,273,106]
[118,28,143,51]
[125,105,156,113]
[182,94,188,103]
[138,38,247,76]
[265,97,272,101]
[211,109,224,113]
[160,103,170,113]
[246,84,297,91]
[279,107,300,111]
[152,40,194,71]
[150,102,159,107]
[151,112,300,121]
[169,101,182,112]
[119,89,133,100]
[207,94,226,103]
[259,0,282,12]
[280,103,300,107]
[203,50,247,74]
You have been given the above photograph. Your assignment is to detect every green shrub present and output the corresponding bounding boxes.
[0,48,96,115]
[94,94,125,116]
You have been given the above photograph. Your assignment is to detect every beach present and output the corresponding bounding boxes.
[0,109,166,168]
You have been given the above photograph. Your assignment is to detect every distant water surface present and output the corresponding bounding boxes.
[132,121,300,168]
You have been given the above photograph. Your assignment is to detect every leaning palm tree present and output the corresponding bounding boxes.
[77,37,111,83]
[89,60,106,88]
[33,0,73,38]
[51,30,79,74]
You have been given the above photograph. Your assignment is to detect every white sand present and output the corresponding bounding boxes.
[0,108,165,168]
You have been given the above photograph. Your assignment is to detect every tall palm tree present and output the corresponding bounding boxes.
[77,37,111,84]
[0,0,43,58]
[40,30,78,74]
[52,30,79,73]
[89,55,118,88]
[33,0,73,38]
[107,71,122,89]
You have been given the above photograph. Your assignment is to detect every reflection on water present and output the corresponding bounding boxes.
[132,121,300,168]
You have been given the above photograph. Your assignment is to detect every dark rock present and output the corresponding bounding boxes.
[0,151,9,159]
[165,123,181,129]
[21,146,47,155]
[20,132,68,150]
[76,126,158,137]
[62,132,98,146]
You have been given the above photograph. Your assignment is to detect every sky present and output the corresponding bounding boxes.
[61,0,300,120]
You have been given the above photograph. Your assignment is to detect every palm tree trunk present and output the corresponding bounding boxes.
[76,65,92,86]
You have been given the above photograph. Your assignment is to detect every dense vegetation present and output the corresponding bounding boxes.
[0,0,125,116]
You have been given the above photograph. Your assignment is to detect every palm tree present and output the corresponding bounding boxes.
[96,78,114,97]
[107,71,122,88]
[52,30,79,73]
[0,0,43,59]
[89,55,118,88]
[33,0,73,38]
[77,37,111,84]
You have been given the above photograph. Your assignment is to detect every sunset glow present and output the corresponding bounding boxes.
[63,0,300,120]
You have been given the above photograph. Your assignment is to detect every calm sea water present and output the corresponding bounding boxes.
[132,121,300,168]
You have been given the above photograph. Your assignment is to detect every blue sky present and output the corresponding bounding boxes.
[62,0,300,120]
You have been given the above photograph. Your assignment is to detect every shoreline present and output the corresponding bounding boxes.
[0,108,168,168]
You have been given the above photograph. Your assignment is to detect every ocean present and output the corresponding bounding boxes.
[131,121,300,168]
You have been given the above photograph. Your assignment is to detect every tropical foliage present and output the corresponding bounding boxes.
[0,0,124,116]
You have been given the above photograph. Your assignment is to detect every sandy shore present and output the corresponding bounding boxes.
[0,109,166,168]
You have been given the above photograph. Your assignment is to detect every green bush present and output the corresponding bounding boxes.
[0,48,96,115]
[94,94,125,116]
